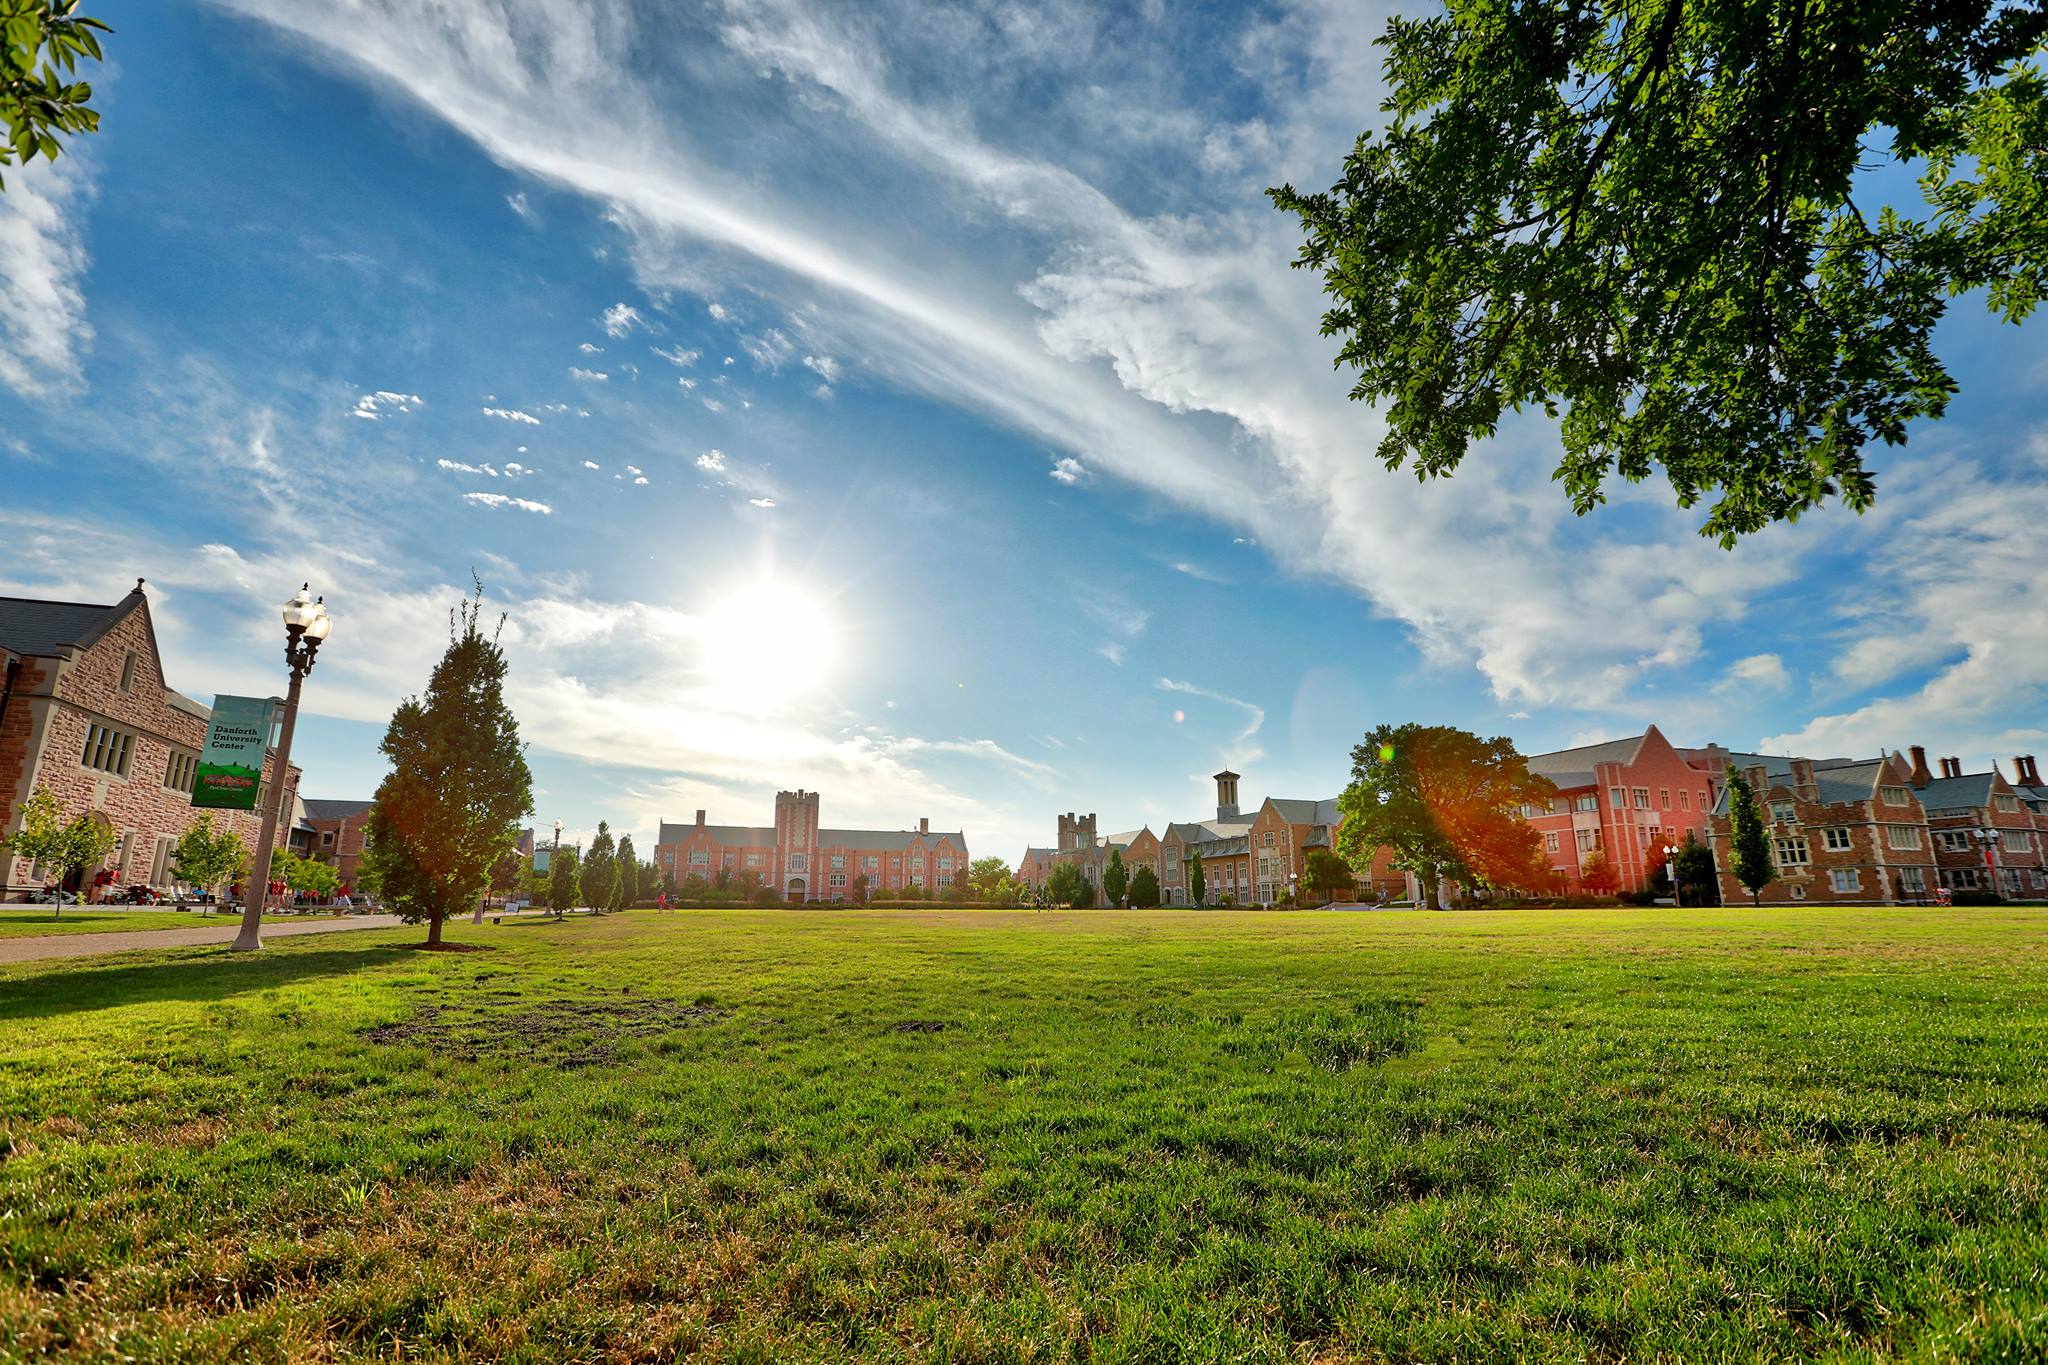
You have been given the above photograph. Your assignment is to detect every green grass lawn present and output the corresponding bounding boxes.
[0,907,340,938]
[2,906,2045,1361]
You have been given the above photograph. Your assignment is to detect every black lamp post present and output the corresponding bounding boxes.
[231,585,331,952]
[1663,843,1682,907]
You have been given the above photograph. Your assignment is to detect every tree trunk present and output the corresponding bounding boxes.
[472,897,487,925]
[1436,876,1453,911]
[427,911,444,946]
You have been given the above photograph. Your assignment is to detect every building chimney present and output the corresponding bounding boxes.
[2022,755,2042,786]
[1941,756,1960,779]
[919,817,929,834]
[1909,745,1931,787]
[695,809,706,827]
[1742,764,1769,796]
[1790,758,1817,802]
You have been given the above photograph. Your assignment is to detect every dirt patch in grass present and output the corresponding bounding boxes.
[362,998,729,1067]
[402,941,496,954]
[892,1020,948,1034]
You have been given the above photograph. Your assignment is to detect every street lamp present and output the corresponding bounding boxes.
[231,586,331,951]
[1663,843,1682,908]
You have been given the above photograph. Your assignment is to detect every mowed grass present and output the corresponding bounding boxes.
[2,906,2046,1362]
[0,908,337,939]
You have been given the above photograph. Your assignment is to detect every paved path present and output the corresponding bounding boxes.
[0,915,405,966]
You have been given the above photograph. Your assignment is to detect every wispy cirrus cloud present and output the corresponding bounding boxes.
[0,153,95,399]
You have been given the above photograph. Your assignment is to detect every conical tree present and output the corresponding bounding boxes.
[363,586,533,947]
[616,834,639,908]
[1101,847,1127,907]
[1725,764,1776,908]
[549,844,578,919]
[582,822,618,914]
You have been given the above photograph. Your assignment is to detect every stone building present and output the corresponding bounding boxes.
[1912,749,2047,898]
[0,582,300,899]
[653,789,969,902]
[1703,750,1939,905]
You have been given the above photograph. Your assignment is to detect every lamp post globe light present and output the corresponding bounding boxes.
[1663,843,1682,908]
[230,585,331,952]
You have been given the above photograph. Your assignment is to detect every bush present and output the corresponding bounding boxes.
[1950,890,2006,906]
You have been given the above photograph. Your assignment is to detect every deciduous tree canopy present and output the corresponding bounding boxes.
[1,1,107,191]
[1272,0,2048,544]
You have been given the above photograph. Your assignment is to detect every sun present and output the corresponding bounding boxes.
[698,574,842,710]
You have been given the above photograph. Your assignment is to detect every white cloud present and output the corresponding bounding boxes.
[0,153,95,398]
[633,475,649,485]
[437,458,498,476]
[504,461,532,477]
[506,191,534,219]
[582,459,600,469]
[578,341,603,353]
[707,302,730,321]
[695,449,727,472]
[803,353,841,383]
[600,301,642,337]
[652,344,700,367]
[702,397,726,413]
[749,497,776,508]
[1098,641,1125,666]
[1049,456,1087,485]
[1158,676,1266,768]
[351,390,423,420]
[463,492,552,514]
[482,406,541,424]
[740,328,796,371]
[677,376,698,390]
[1718,653,1790,693]
[624,463,642,475]
[569,366,609,382]
[1168,559,1228,584]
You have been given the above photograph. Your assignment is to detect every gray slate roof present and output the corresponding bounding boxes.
[1918,772,1999,813]
[303,799,374,820]
[1708,757,1889,814]
[1268,796,1342,824]
[0,592,137,657]
[1525,733,1648,788]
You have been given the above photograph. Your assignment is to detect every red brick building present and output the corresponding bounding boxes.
[0,583,300,899]
[654,789,969,902]
[1523,727,1719,893]
[303,798,374,892]
[1703,750,1939,906]
[1913,750,2047,899]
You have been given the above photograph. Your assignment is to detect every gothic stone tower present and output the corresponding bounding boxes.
[775,789,822,902]
[1057,811,1098,855]
[1214,770,1241,822]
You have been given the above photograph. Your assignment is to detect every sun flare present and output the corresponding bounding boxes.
[697,574,841,710]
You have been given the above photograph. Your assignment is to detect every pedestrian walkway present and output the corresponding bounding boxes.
[0,915,405,966]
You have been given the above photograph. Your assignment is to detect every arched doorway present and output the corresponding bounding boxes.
[785,877,806,904]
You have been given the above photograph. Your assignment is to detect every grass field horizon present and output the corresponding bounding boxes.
[4,905,2045,1360]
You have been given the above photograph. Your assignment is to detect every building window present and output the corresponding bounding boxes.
[1900,867,1927,893]
[912,856,924,870]
[82,723,133,776]
[1659,788,1670,809]
[1937,830,1972,852]
[1609,787,1625,809]
[1882,785,1909,806]
[321,831,335,847]
[119,650,137,693]
[1994,794,2020,813]
[163,749,198,793]
[1770,801,1797,825]
[1633,787,1649,808]
[746,853,762,868]
[788,854,807,873]
[829,873,846,888]
[1574,794,1598,813]
[1829,868,1860,894]
[1790,883,1807,900]
[1699,789,1711,810]
[2003,830,2032,853]
[1679,790,1691,810]
[1544,832,1560,853]
[1821,827,1852,852]
[688,850,709,867]
[1575,829,1598,853]
[863,855,878,871]
[1774,837,1811,867]
[830,854,845,870]
[1885,825,1922,850]
[1941,868,1981,890]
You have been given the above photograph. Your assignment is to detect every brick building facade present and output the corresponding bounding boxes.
[653,789,969,902]
[0,584,300,899]
[303,798,375,892]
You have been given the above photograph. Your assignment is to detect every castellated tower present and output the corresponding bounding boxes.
[1057,811,1098,854]
[775,789,822,897]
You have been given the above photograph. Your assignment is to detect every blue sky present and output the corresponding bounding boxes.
[1,0,2043,864]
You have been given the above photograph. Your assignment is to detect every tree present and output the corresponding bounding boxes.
[1580,849,1619,896]
[1101,847,1128,907]
[1188,858,1206,907]
[581,822,618,915]
[1335,723,1557,909]
[851,872,869,904]
[489,849,524,897]
[277,848,340,902]
[1300,848,1356,905]
[1128,864,1161,908]
[1,786,114,917]
[1725,763,1777,907]
[549,845,578,918]
[1,1,109,193]
[1674,830,1719,906]
[1271,1,2048,545]
[167,811,247,913]
[363,587,534,947]
[968,855,1011,900]
[1044,860,1090,908]
[616,834,639,907]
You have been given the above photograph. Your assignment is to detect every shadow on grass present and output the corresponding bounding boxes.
[0,946,415,1021]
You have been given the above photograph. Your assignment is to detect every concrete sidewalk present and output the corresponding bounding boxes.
[0,914,405,966]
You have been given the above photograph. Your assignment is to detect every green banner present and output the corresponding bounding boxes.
[193,694,276,810]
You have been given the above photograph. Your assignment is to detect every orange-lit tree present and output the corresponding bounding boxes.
[1335,723,1555,909]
